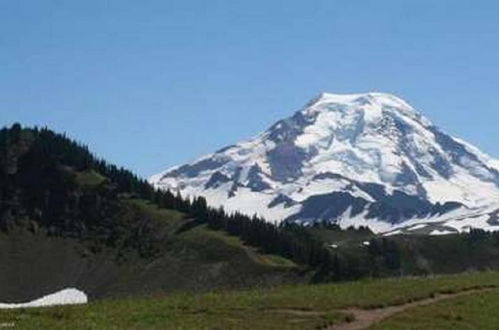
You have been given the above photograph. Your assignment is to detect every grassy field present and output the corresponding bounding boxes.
[2,271,499,329]
[372,289,499,329]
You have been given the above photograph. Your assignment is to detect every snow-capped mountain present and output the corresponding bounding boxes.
[150,92,499,233]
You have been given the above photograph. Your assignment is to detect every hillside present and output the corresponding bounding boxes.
[305,224,499,279]
[0,124,303,302]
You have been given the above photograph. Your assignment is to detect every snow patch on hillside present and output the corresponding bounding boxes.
[0,288,88,309]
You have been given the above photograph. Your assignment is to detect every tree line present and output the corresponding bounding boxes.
[0,124,333,268]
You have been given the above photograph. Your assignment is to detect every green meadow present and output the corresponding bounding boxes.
[2,271,499,329]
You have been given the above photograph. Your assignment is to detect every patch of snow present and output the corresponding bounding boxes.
[337,207,393,234]
[0,288,88,309]
[384,230,403,236]
[408,224,427,231]
[430,229,456,236]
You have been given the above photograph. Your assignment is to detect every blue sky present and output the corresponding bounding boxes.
[1,0,498,177]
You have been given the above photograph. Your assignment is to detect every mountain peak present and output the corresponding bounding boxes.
[304,92,418,119]
[151,92,499,233]
[310,91,410,105]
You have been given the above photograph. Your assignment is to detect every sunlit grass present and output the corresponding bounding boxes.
[372,289,499,329]
[2,271,499,329]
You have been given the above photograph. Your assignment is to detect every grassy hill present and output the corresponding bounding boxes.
[0,124,303,302]
[0,197,302,302]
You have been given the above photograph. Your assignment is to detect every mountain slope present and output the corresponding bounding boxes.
[0,125,301,302]
[151,93,499,232]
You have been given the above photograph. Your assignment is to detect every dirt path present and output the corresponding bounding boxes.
[329,287,498,330]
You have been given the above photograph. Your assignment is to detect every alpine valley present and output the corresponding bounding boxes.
[151,93,499,235]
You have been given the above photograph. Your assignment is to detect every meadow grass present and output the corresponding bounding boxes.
[372,289,499,329]
[2,271,499,329]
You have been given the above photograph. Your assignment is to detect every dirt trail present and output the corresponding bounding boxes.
[329,287,497,330]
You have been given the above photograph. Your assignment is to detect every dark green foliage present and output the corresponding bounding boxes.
[183,196,331,269]
[0,124,331,269]
[0,124,173,258]
[367,238,402,275]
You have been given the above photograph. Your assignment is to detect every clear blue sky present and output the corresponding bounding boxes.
[1,0,498,177]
